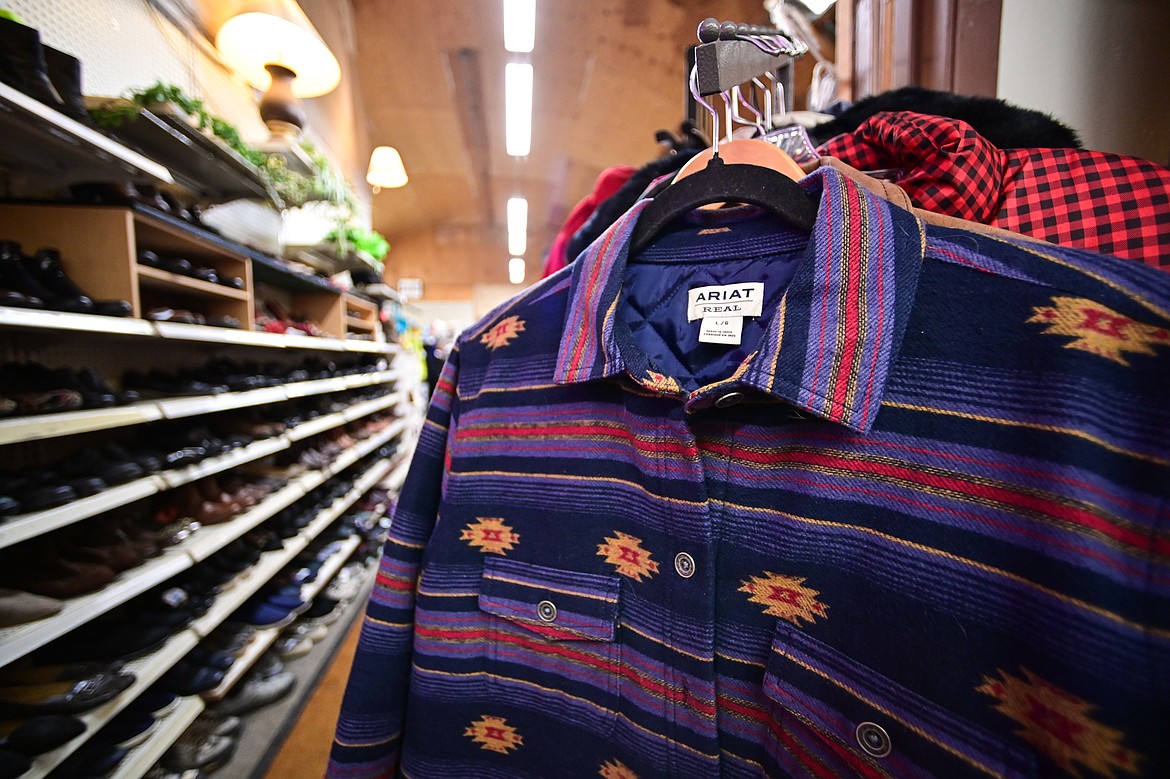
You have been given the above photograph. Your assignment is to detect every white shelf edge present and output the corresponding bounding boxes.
[105,695,205,779]
[160,436,289,489]
[0,82,173,182]
[282,334,345,351]
[343,391,400,423]
[0,402,163,447]
[180,481,309,563]
[188,538,308,639]
[23,629,201,779]
[201,624,282,701]
[0,306,156,336]
[299,535,362,603]
[152,321,287,347]
[0,475,162,552]
[353,459,393,497]
[0,550,192,668]
[284,376,350,398]
[156,386,287,420]
[286,410,348,442]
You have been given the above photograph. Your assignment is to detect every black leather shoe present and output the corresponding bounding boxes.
[30,250,131,318]
[0,17,62,108]
[42,46,97,128]
[0,242,91,314]
[0,714,86,756]
[0,671,135,716]
[0,747,30,779]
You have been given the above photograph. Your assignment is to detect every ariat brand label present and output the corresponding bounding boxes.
[687,283,764,321]
[699,316,743,345]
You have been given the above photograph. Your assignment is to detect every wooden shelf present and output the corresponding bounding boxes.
[345,315,376,331]
[137,264,251,301]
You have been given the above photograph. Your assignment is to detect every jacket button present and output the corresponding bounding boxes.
[674,552,696,578]
[714,392,744,408]
[536,600,557,622]
[856,722,891,757]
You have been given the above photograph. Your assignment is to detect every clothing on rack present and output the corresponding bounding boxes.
[329,165,1170,778]
[542,166,636,278]
[817,110,1170,268]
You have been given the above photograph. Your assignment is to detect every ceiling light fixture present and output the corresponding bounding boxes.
[366,146,409,192]
[509,257,526,285]
[503,0,536,53]
[215,0,340,141]
[507,196,527,256]
[504,62,532,157]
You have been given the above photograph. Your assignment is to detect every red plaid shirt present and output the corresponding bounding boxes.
[817,111,1170,269]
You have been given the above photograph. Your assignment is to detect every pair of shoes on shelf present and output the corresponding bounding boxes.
[0,714,87,758]
[137,252,244,291]
[211,661,294,717]
[0,669,134,718]
[0,16,96,128]
[0,363,139,413]
[0,589,64,628]
[0,241,130,316]
[145,308,243,330]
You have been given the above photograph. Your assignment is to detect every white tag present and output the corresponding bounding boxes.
[687,283,764,321]
[699,315,743,344]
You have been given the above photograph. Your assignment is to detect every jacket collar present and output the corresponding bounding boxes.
[554,166,926,433]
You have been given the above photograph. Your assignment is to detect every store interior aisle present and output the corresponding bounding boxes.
[262,617,363,779]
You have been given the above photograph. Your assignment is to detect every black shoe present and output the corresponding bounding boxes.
[41,46,97,128]
[1,715,86,756]
[0,242,91,314]
[29,250,131,317]
[0,17,62,109]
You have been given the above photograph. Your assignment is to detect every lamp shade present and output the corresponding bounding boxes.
[216,0,341,97]
[367,146,409,189]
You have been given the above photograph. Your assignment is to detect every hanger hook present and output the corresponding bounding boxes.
[751,77,772,129]
[688,64,720,156]
[734,84,766,136]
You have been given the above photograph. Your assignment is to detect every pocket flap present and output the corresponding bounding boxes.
[764,623,1032,778]
[480,557,620,641]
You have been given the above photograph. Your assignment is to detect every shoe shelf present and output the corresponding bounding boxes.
[327,418,407,476]
[0,82,173,188]
[0,303,398,354]
[135,264,251,301]
[203,532,364,704]
[106,694,205,779]
[180,481,309,564]
[0,400,164,447]
[22,629,201,779]
[0,370,397,449]
[158,435,290,490]
[188,539,310,640]
[344,294,379,338]
[0,472,164,551]
[0,547,192,668]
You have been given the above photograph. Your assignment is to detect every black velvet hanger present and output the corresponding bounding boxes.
[629,155,818,254]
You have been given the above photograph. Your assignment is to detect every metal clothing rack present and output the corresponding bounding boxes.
[685,18,807,129]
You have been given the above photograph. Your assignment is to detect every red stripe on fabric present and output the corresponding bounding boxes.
[565,221,621,379]
[706,464,1153,580]
[829,182,865,414]
[766,717,852,779]
[810,181,836,408]
[416,624,720,718]
[375,574,414,591]
[702,443,1162,554]
[858,199,889,429]
[459,423,698,457]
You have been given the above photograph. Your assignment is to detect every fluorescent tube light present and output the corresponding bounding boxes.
[505,62,532,157]
[509,257,526,284]
[507,197,527,256]
[503,0,536,53]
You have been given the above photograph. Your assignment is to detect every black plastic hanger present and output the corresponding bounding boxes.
[629,154,817,254]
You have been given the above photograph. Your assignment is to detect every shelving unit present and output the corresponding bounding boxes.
[0,51,422,779]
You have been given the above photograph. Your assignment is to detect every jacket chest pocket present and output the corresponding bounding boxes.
[762,622,1034,779]
[478,557,623,735]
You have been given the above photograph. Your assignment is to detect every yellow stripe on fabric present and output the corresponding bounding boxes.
[458,381,566,402]
[453,470,707,509]
[415,588,477,598]
[622,623,715,663]
[600,288,622,376]
[978,232,1170,322]
[333,731,401,748]
[421,418,449,434]
[365,616,413,628]
[785,652,1011,779]
[883,401,1170,467]
[711,499,1170,641]
[481,573,618,602]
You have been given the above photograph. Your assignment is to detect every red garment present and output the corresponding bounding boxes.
[817,111,1170,269]
[542,165,636,278]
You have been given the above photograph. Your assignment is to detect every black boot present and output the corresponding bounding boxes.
[0,241,92,314]
[43,46,97,128]
[30,249,131,317]
[0,17,64,109]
